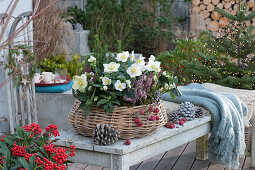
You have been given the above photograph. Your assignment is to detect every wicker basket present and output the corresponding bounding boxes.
[68,99,168,139]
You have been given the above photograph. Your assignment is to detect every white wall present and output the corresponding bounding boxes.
[0,0,32,133]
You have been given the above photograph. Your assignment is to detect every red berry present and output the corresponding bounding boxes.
[140,110,145,114]
[170,124,175,129]
[182,118,186,122]
[154,108,160,113]
[3,156,5,158]
[137,122,143,127]
[134,118,140,123]
[125,140,131,145]
[150,116,156,121]
[179,120,184,125]
[156,116,159,120]
[166,122,172,128]
[149,107,153,111]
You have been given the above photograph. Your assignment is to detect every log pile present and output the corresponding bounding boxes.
[192,0,255,35]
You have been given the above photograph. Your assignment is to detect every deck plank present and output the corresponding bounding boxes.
[84,165,104,170]
[136,153,165,170]
[191,159,210,170]
[129,162,142,170]
[69,163,88,170]
[171,141,196,170]
[225,157,245,170]
[67,141,251,170]
[154,143,188,170]
[242,157,255,170]
[208,161,225,170]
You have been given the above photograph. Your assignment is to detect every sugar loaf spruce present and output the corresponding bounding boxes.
[177,101,195,121]
[92,124,119,145]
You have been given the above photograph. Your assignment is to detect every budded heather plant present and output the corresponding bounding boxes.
[0,123,75,170]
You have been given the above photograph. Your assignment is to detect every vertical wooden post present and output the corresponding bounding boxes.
[26,85,31,125]
[19,85,25,126]
[196,134,209,160]
[6,69,15,134]
[13,82,19,125]
[31,79,38,123]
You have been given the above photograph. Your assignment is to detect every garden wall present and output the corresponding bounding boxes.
[192,0,255,34]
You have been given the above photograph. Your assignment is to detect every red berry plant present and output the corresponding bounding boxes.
[0,123,76,170]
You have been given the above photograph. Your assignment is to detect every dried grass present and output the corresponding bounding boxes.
[33,0,74,60]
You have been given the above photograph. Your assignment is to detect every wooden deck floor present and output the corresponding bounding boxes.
[68,140,255,170]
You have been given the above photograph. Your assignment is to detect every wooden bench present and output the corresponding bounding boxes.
[55,101,212,170]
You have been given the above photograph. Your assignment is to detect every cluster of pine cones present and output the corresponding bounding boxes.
[168,101,205,123]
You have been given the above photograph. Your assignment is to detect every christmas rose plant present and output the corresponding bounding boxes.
[0,123,75,170]
[72,51,180,117]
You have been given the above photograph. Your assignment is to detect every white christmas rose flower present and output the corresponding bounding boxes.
[146,60,161,72]
[114,80,126,91]
[162,71,167,76]
[126,80,131,88]
[164,83,170,89]
[88,55,96,62]
[103,86,108,91]
[149,55,155,61]
[127,64,142,78]
[72,74,88,92]
[103,62,120,73]
[130,51,135,61]
[135,55,145,66]
[116,51,129,62]
[101,76,112,86]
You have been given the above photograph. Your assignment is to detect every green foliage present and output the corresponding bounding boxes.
[184,55,255,89]
[64,0,186,55]
[38,54,85,78]
[158,37,218,84]
[63,6,86,29]
[193,0,255,90]
[131,0,177,55]
[0,124,75,169]
[72,37,179,117]
[204,0,255,61]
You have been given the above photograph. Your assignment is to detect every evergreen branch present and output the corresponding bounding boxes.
[246,25,254,35]
[244,11,255,21]
[203,31,216,38]
[215,7,238,21]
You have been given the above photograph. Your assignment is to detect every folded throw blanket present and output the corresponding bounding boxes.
[162,83,248,169]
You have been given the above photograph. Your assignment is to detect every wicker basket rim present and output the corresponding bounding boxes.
[76,99,161,110]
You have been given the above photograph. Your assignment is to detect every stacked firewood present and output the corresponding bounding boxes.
[192,0,255,35]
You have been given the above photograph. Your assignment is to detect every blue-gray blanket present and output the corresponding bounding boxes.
[162,83,248,168]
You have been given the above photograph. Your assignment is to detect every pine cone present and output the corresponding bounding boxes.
[177,101,195,121]
[168,111,179,123]
[154,90,161,103]
[195,107,205,118]
[92,124,119,145]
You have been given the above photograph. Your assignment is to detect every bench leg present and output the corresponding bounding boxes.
[196,134,209,160]
[111,154,129,170]
[251,129,255,167]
